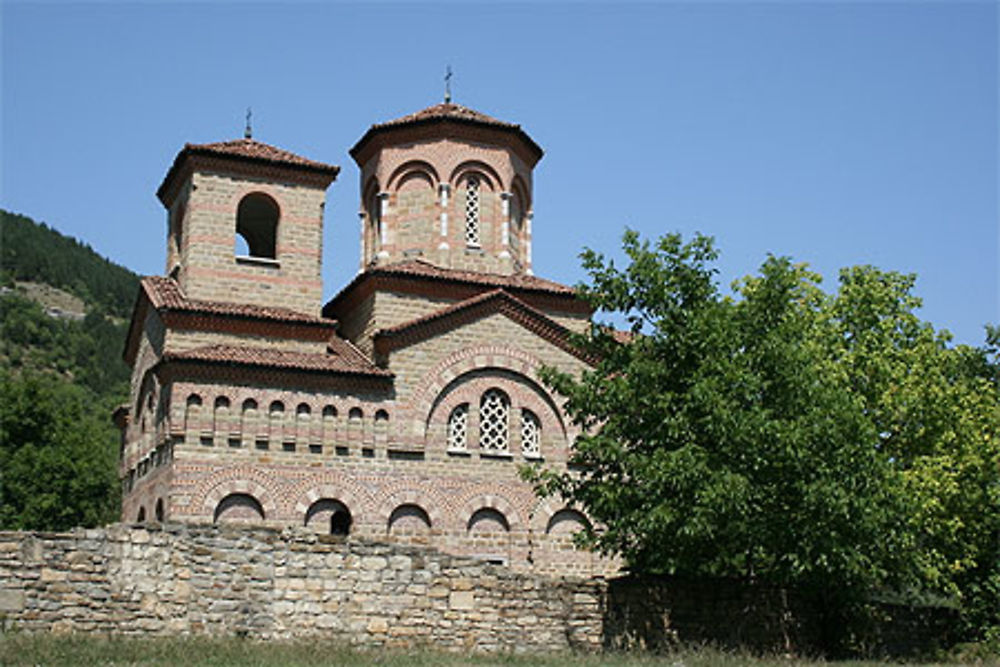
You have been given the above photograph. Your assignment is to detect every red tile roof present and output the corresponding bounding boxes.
[374,259,574,294]
[373,288,595,364]
[323,259,589,321]
[143,276,331,325]
[185,138,338,171]
[157,138,339,207]
[163,344,391,377]
[373,102,519,130]
[350,102,543,165]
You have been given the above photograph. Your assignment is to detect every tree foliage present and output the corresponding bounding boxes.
[0,210,137,531]
[0,370,120,530]
[529,230,999,638]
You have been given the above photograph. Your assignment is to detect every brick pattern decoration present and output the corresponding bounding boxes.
[121,108,612,580]
[352,103,539,275]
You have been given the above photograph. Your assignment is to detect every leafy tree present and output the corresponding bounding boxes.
[0,370,119,530]
[528,230,999,640]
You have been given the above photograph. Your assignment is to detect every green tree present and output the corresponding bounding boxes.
[528,230,999,640]
[0,370,119,530]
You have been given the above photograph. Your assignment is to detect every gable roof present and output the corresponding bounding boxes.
[124,277,385,379]
[323,259,589,321]
[157,138,339,207]
[142,276,330,324]
[350,102,543,167]
[372,288,595,364]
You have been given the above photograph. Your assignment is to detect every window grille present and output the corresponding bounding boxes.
[447,404,469,451]
[521,409,541,457]
[479,389,509,453]
[464,176,480,247]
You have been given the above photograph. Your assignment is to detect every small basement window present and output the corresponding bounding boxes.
[236,193,279,259]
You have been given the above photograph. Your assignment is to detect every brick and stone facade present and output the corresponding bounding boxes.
[117,102,614,578]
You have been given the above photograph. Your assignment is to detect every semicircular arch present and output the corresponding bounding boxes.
[387,160,440,191]
[449,160,503,191]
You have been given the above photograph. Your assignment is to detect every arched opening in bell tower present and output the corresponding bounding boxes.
[235,192,279,259]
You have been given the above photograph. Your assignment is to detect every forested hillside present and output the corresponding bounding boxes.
[0,210,141,530]
[1,210,140,318]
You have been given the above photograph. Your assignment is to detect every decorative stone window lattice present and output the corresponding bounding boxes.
[521,409,541,458]
[447,403,469,452]
[479,389,509,453]
[464,176,480,247]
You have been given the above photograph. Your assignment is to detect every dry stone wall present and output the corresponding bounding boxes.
[0,524,602,652]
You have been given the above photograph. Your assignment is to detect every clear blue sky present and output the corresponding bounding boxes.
[3,2,996,345]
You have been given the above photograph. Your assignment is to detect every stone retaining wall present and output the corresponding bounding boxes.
[0,524,602,652]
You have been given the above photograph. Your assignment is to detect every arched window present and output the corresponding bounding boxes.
[521,409,541,458]
[213,396,231,440]
[447,403,469,452]
[184,394,202,443]
[464,175,480,247]
[322,405,337,444]
[155,498,165,522]
[241,398,258,447]
[269,401,285,444]
[136,506,146,523]
[479,389,509,453]
[374,409,389,446]
[236,192,279,259]
[509,192,522,252]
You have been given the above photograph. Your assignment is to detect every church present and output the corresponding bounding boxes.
[116,99,611,577]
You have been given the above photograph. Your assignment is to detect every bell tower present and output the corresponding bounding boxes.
[156,137,339,314]
[350,102,543,276]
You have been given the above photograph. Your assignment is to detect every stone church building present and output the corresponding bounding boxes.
[117,101,610,576]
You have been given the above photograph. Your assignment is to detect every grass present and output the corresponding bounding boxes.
[0,635,984,667]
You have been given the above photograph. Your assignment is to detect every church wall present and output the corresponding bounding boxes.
[165,328,325,355]
[180,173,326,315]
[334,291,377,356]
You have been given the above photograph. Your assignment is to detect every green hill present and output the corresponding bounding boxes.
[0,210,140,530]
[1,210,141,318]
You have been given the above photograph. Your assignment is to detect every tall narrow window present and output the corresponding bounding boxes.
[521,409,541,458]
[447,403,469,452]
[479,389,509,453]
[464,175,480,247]
[236,193,279,259]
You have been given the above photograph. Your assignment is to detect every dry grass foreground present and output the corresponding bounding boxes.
[0,635,986,667]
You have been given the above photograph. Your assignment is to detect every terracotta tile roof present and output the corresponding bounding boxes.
[350,102,543,165]
[185,138,338,172]
[373,103,519,130]
[143,276,331,325]
[323,259,589,321]
[157,138,339,207]
[373,288,595,364]
[163,344,391,377]
[366,259,572,295]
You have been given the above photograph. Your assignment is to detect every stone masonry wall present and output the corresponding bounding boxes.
[0,524,602,652]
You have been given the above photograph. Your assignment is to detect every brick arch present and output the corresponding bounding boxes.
[403,344,540,425]
[223,182,287,217]
[374,487,445,529]
[290,473,377,526]
[510,173,532,212]
[426,379,567,455]
[449,160,503,191]
[386,159,440,191]
[196,468,280,520]
[458,489,524,531]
